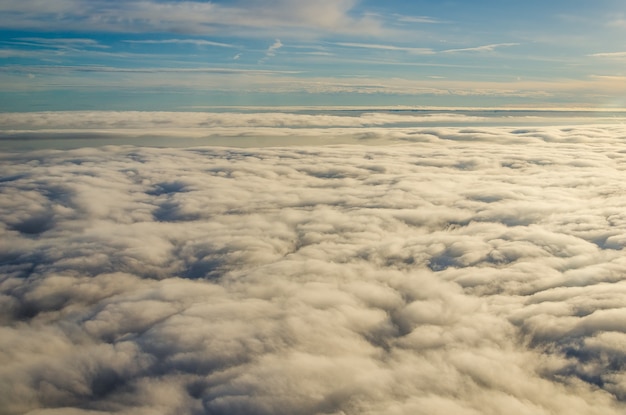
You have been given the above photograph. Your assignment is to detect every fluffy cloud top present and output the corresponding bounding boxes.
[2,123,626,414]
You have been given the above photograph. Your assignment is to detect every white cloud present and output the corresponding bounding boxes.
[2,117,626,413]
[5,60,626,101]
[11,37,109,49]
[123,39,235,48]
[267,39,283,55]
[442,43,520,53]
[334,42,518,56]
[2,111,626,149]
[0,48,48,58]
[259,38,283,62]
[608,17,626,29]
[0,0,383,38]
[590,51,626,58]
[0,110,488,131]
[335,42,434,55]
[395,15,446,24]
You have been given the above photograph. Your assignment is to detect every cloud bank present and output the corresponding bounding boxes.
[2,110,625,148]
[2,123,626,414]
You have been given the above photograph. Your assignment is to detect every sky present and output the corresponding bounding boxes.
[4,3,626,414]
[1,0,626,111]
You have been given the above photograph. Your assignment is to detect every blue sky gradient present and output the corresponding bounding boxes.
[1,0,625,110]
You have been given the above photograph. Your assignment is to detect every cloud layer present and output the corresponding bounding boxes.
[2,123,626,414]
[2,110,626,148]
[0,0,379,37]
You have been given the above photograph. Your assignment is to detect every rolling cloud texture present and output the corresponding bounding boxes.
[2,119,626,414]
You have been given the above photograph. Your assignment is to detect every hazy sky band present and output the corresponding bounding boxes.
[1,0,626,110]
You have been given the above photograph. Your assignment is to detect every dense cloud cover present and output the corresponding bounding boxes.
[2,123,626,414]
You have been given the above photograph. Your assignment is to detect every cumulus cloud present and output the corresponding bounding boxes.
[2,120,626,414]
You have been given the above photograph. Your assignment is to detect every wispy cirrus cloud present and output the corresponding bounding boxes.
[1,65,301,75]
[259,39,283,63]
[334,42,520,55]
[396,15,447,24]
[266,39,283,57]
[442,43,520,53]
[5,63,626,102]
[2,1,626,110]
[335,42,434,55]
[10,37,109,49]
[123,39,235,48]
[0,48,49,58]
[608,17,626,28]
[0,0,384,38]
[590,51,626,58]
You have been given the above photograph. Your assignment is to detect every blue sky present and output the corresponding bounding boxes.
[1,0,625,110]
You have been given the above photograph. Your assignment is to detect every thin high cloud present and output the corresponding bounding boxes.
[590,51,626,58]
[2,122,626,413]
[395,15,447,24]
[259,39,283,63]
[10,37,109,49]
[334,42,519,55]
[2,1,626,109]
[123,39,236,48]
[3,63,626,104]
[0,0,381,37]
[1,65,301,76]
[441,43,520,53]
[335,42,435,55]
